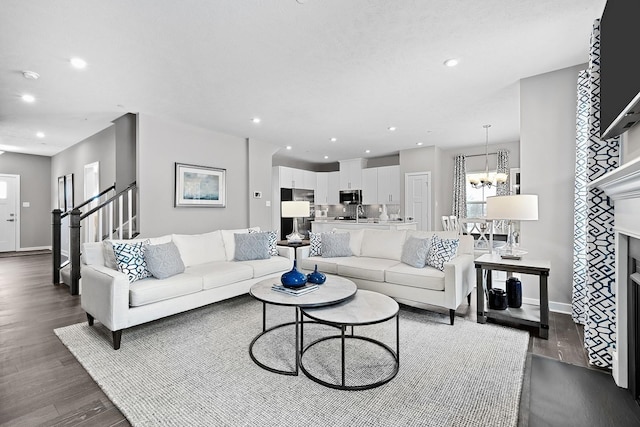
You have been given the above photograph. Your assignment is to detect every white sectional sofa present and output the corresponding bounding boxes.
[297,228,475,324]
[80,228,294,349]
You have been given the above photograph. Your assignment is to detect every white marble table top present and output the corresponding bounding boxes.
[301,289,399,325]
[250,274,357,308]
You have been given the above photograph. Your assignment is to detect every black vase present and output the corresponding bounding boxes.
[506,277,522,308]
[488,288,508,310]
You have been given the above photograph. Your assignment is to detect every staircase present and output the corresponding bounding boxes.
[52,182,138,295]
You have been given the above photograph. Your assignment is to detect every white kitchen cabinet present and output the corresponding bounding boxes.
[377,165,400,203]
[327,171,340,204]
[315,172,329,204]
[361,168,378,204]
[278,166,294,188]
[277,166,315,190]
[339,159,364,190]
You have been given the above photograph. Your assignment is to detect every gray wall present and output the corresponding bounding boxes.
[399,146,442,230]
[0,152,51,248]
[520,63,586,309]
[137,113,253,236]
[248,138,280,230]
[114,113,137,191]
[51,125,116,208]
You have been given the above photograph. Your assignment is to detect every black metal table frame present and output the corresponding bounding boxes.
[298,309,400,390]
[249,298,351,377]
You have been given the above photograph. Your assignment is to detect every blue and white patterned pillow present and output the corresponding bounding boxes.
[309,231,323,256]
[249,229,278,256]
[111,240,152,283]
[426,235,459,271]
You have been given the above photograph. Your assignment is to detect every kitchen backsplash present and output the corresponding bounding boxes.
[317,204,401,220]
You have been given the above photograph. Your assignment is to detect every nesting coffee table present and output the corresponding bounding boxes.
[249,275,357,376]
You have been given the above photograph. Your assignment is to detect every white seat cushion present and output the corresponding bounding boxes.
[186,261,254,290]
[129,273,203,307]
[385,263,445,291]
[299,256,348,274]
[360,229,407,261]
[238,256,292,278]
[337,257,401,282]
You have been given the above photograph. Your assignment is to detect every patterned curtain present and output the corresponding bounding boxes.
[572,19,620,369]
[496,149,510,196]
[452,155,467,218]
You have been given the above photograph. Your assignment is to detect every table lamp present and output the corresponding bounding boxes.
[281,201,310,244]
[486,194,538,260]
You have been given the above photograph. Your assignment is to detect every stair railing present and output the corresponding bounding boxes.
[52,182,137,295]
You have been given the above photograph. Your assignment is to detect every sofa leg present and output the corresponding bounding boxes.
[86,313,94,326]
[113,330,122,350]
[467,293,471,306]
[449,309,455,325]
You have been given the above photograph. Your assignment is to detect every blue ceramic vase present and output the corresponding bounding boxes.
[306,264,326,285]
[281,260,307,288]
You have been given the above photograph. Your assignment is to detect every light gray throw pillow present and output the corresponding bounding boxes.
[145,241,185,279]
[321,232,352,258]
[234,232,270,261]
[401,236,431,268]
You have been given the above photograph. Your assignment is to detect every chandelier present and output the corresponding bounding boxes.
[469,124,508,189]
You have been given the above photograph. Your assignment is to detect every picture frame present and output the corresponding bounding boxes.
[57,176,66,210]
[65,173,74,211]
[175,163,226,207]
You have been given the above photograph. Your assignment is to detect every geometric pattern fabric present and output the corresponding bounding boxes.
[426,235,460,271]
[111,240,152,283]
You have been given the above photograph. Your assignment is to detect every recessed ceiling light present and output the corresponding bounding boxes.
[70,57,87,69]
[22,94,35,103]
[22,70,40,80]
[416,142,423,146]
[0,151,4,155]
[365,149,371,154]
[324,155,329,159]
[251,117,261,124]
[36,132,45,138]
[330,137,337,142]
[444,58,459,67]
[388,126,397,132]
[286,145,292,150]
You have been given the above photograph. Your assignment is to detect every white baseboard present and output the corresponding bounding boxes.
[18,246,52,252]
[522,297,572,315]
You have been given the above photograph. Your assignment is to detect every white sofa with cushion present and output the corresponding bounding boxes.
[297,228,475,324]
[80,227,294,349]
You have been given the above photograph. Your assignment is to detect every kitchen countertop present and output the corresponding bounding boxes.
[314,219,415,224]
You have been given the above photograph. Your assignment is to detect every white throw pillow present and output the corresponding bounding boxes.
[360,229,407,261]
[171,230,226,267]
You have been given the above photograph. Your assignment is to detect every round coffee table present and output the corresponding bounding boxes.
[249,275,357,376]
[300,289,400,390]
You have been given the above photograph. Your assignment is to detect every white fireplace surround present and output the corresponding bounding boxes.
[591,156,640,388]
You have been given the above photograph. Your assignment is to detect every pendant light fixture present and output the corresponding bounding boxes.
[469,124,508,189]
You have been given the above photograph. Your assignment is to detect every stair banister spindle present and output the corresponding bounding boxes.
[108,202,113,241]
[98,208,103,243]
[128,189,132,239]
[118,194,123,239]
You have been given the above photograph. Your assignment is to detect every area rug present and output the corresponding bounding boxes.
[55,295,529,427]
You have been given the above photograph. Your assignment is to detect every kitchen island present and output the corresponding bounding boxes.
[312,220,417,233]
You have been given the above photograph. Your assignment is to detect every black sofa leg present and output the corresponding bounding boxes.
[87,313,94,326]
[449,309,455,325]
[113,330,122,350]
[467,293,471,306]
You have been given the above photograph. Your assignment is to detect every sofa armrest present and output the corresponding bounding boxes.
[443,253,475,309]
[80,265,130,332]
[296,245,311,259]
[276,246,295,260]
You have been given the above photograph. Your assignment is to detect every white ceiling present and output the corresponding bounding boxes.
[0,0,606,163]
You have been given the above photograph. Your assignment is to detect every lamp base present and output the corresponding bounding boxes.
[286,231,304,244]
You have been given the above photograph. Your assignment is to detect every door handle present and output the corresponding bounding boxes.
[6,219,15,222]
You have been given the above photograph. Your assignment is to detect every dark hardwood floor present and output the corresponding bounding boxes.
[0,253,593,426]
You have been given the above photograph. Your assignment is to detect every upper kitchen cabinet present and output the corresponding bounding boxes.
[315,171,340,205]
[361,168,378,204]
[377,165,400,203]
[277,166,315,190]
[339,159,365,190]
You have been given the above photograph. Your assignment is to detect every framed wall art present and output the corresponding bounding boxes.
[65,173,74,211]
[175,163,226,207]
[58,176,66,210]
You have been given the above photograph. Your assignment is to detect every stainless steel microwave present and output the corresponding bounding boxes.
[339,189,362,204]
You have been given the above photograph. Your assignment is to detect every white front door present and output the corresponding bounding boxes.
[404,172,432,231]
[0,175,19,252]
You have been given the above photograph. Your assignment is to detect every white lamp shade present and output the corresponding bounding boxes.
[486,195,538,221]
[281,201,310,218]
